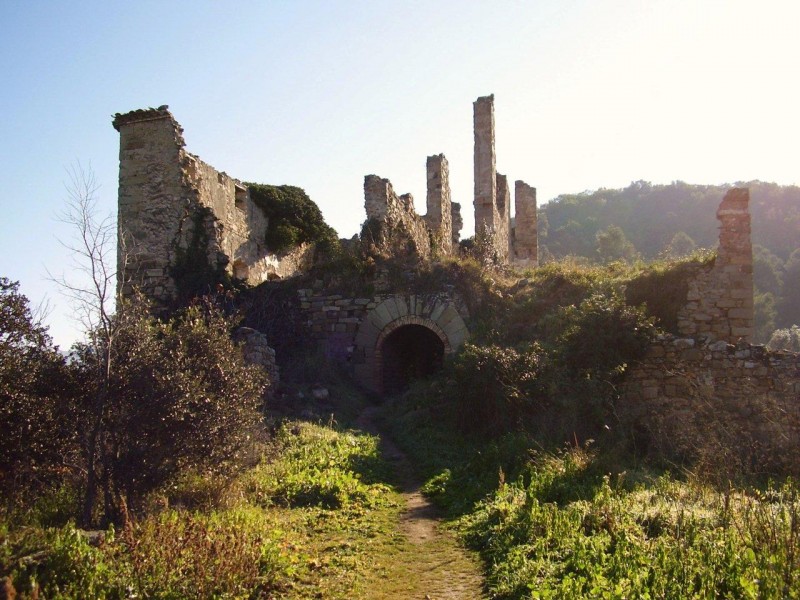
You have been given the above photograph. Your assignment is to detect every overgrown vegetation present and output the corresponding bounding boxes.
[1,421,402,599]
[538,180,800,338]
[247,183,338,256]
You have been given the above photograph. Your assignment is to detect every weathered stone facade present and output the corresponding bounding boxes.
[114,107,312,307]
[676,188,754,343]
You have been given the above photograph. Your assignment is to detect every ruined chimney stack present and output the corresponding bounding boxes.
[514,181,538,266]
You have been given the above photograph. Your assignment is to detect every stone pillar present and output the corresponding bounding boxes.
[473,95,498,239]
[496,174,511,260]
[426,154,452,255]
[677,188,754,343]
[514,181,538,266]
[451,202,463,247]
[716,188,754,342]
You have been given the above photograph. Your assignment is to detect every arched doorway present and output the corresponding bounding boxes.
[380,324,445,394]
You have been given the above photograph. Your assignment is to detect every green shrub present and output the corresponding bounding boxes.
[246,422,391,510]
[247,184,337,255]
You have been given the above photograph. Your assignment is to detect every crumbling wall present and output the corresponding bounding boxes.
[364,175,431,260]
[619,188,797,470]
[677,188,754,344]
[620,335,800,471]
[513,180,538,266]
[114,107,309,307]
[496,174,511,260]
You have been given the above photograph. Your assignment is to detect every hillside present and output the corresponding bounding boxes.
[538,180,800,339]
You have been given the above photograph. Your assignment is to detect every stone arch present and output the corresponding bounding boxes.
[352,295,469,393]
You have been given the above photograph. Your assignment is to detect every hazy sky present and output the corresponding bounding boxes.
[1,0,799,348]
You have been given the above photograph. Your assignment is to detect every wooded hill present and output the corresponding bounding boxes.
[537,180,800,340]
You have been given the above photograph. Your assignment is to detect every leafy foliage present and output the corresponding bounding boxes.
[247,183,338,255]
[73,294,268,522]
[456,452,800,599]
[0,278,77,499]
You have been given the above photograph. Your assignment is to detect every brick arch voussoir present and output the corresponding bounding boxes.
[375,315,452,355]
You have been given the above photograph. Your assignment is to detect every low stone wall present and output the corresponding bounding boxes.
[620,335,800,471]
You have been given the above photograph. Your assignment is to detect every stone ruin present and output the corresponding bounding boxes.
[363,94,539,265]
[113,106,313,309]
[113,102,798,455]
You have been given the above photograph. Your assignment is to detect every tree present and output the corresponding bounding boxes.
[73,295,267,521]
[663,231,697,258]
[777,249,800,328]
[767,325,800,352]
[0,278,76,497]
[53,165,269,526]
[596,225,640,263]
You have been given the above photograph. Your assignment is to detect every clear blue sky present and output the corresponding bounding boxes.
[1,0,798,348]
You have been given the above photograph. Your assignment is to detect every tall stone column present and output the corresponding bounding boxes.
[716,188,754,341]
[514,180,538,265]
[473,95,498,239]
[496,173,511,260]
[426,154,452,255]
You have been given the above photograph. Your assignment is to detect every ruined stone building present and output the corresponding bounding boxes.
[113,106,313,308]
[361,94,539,266]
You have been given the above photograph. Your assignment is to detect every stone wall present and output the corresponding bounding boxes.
[676,188,754,343]
[297,289,469,392]
[619,187,798,470]
[620,335,800,470]
[114,106,310,308]
[364,175,432,260]
[496,174,511,261]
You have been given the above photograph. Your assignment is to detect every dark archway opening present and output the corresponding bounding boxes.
[381,324,445,394]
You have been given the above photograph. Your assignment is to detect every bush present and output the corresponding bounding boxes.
[0,278,78,502]
[448,343,546,436]
[247,184,337,255]
[74,295,268,524]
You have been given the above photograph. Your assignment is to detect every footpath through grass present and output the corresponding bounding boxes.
[1,401,486,599]
[382,391,800,599]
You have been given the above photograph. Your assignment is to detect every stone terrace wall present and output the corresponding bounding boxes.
[677,188,754,343]
[620,335,800,468]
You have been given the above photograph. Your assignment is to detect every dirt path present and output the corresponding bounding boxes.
[356,407,486,599]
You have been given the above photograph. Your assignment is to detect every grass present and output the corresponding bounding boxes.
[380,389,800,599]
[0,421,406,599]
